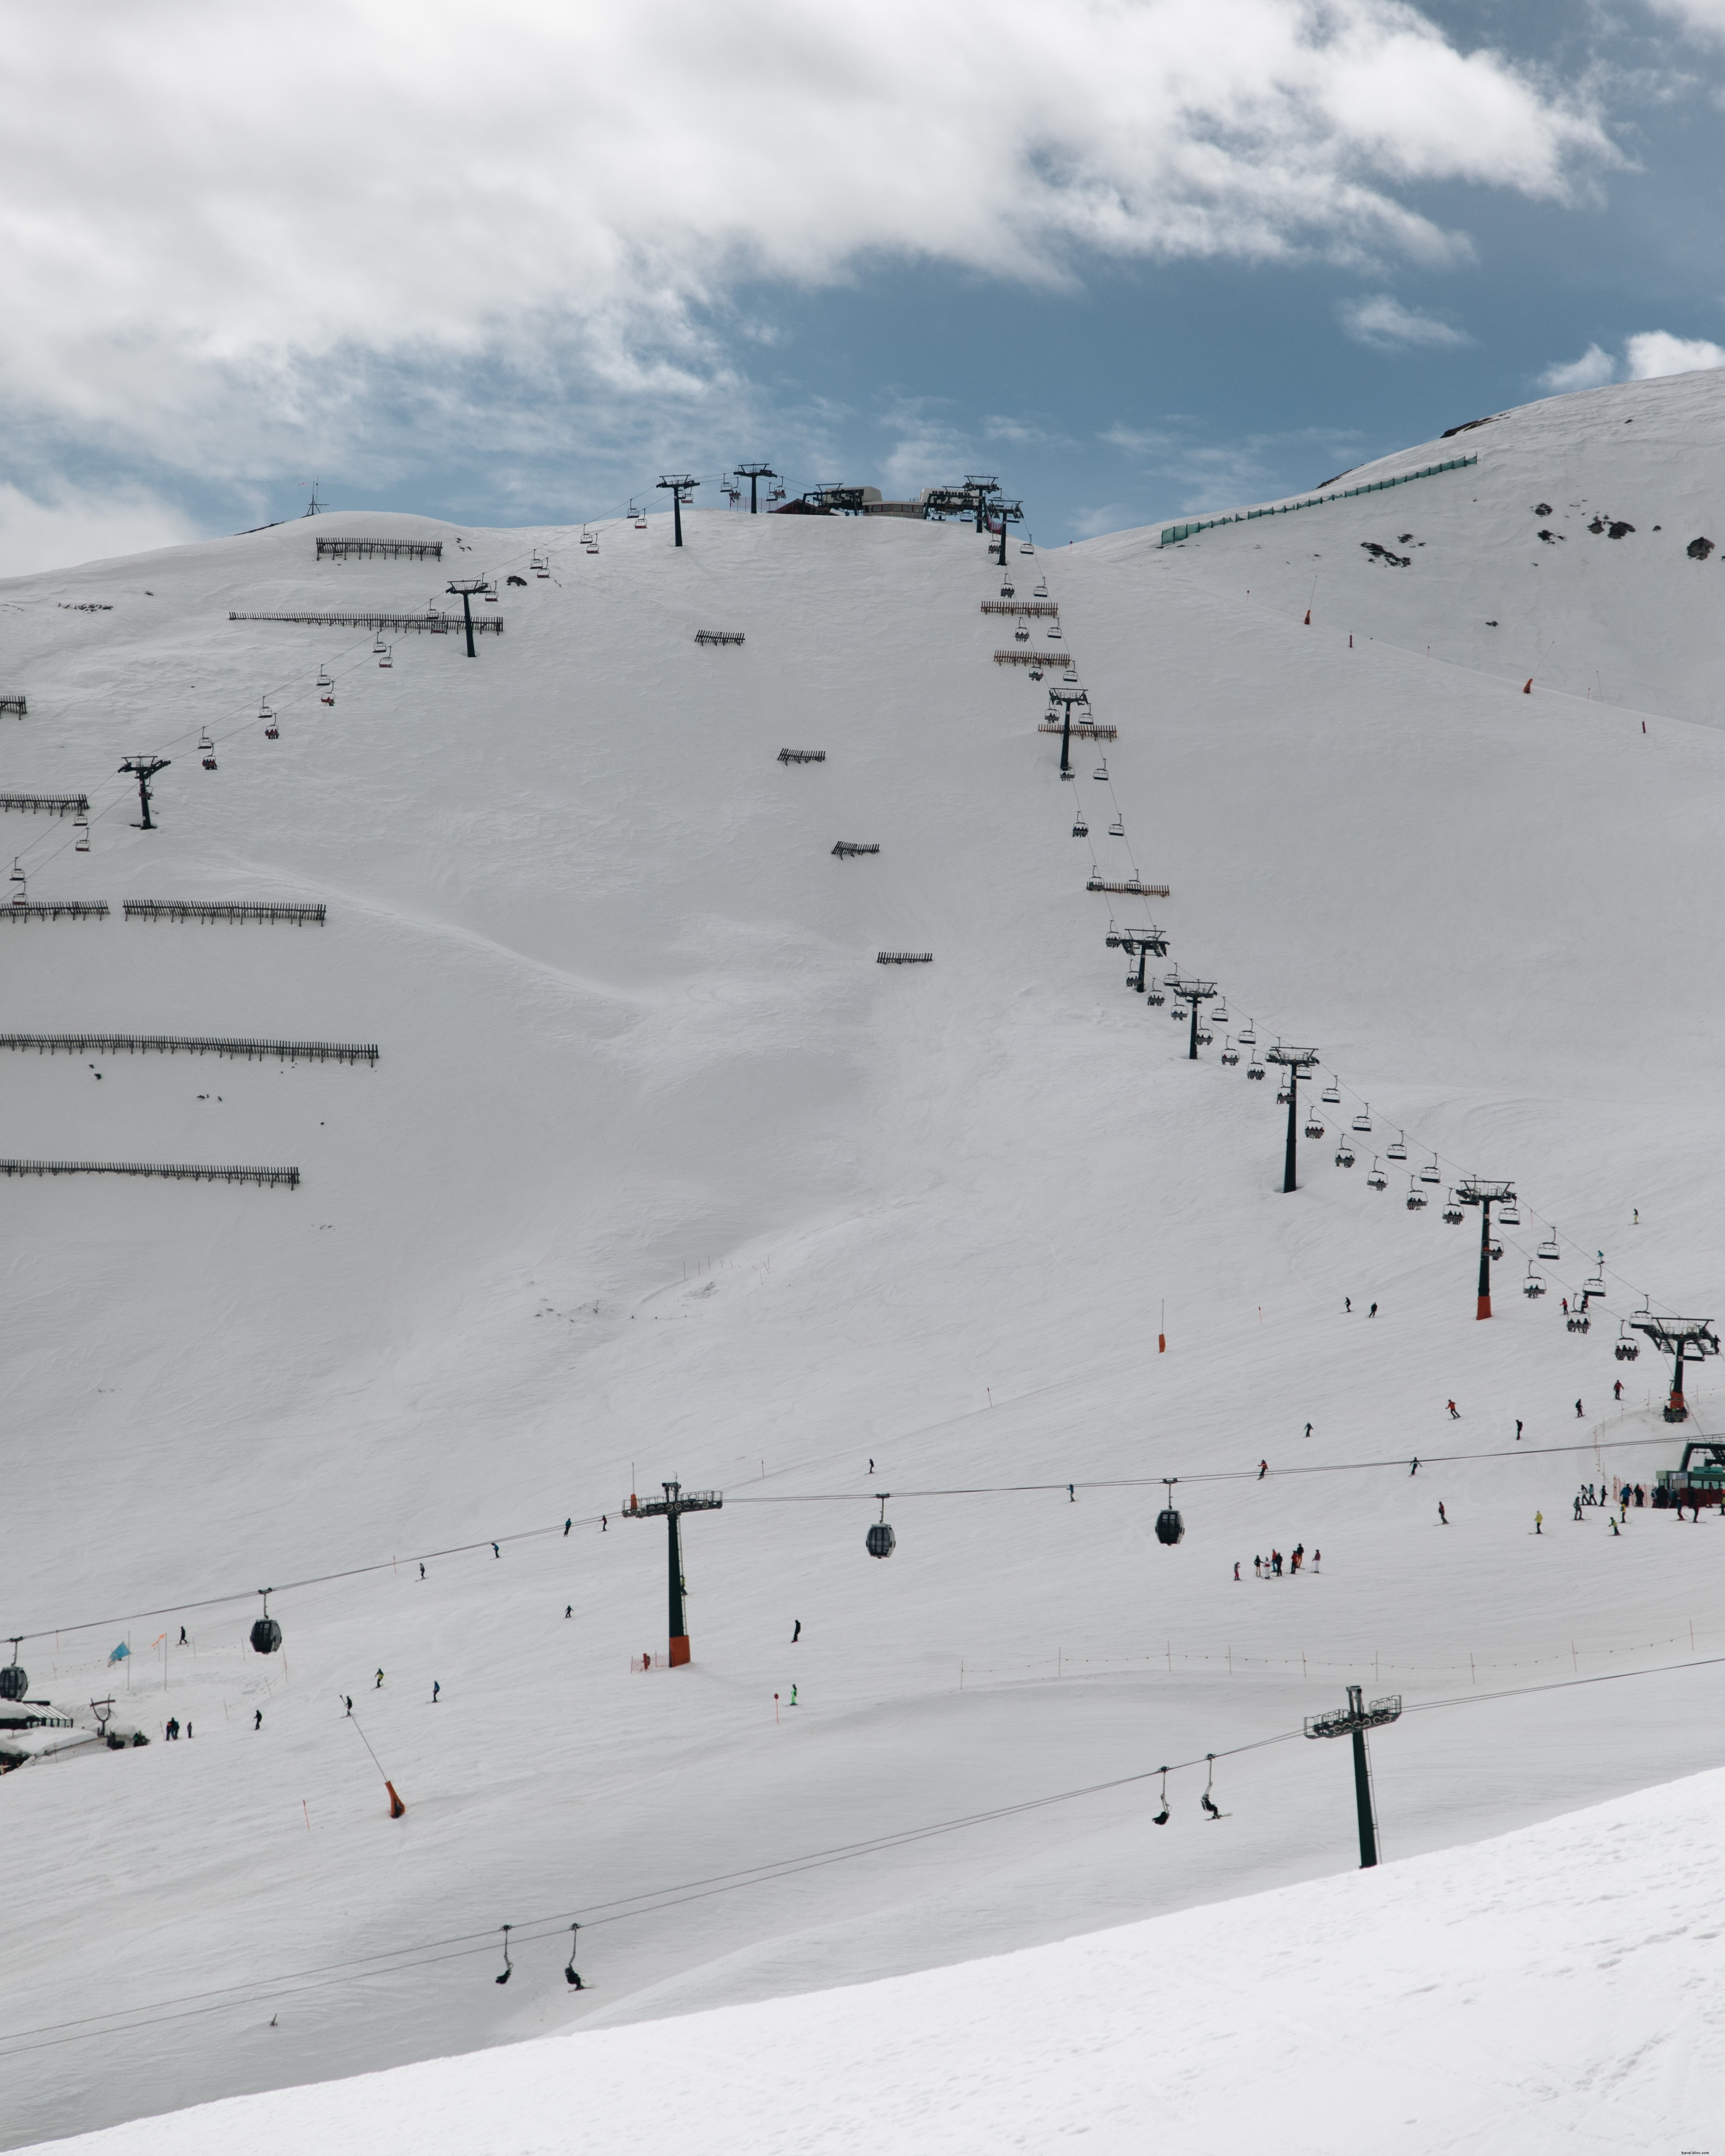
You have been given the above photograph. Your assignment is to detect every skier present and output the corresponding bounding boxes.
[789,1684,798,1707]
[345,1696,353,1715]
[419,1563,425,1580]
[375,1669,384,1689]
[1438,1501,1447,1525]
[432,1681,440,1703]
[1534,1512,1543,1535]
[1293,1542,1304,1572]
[166,1717,179,1740]
[601,1516,607,1532]
[492,1542,500,1559]
[565,1605,572,1619]
[1233,1561,1241,1581]
[1253,1555,1263,1578]
[1259,1459,1268,1480]
[1562,1297,1569,1315]
[254,1708,263,1731]
[1573,1494,1583,1522]
[186,1723,192,1739]
[179,1627,187,1645]
[1634,1209,1639,1225]
[1304,1422,1312,1440]
[1368,1303,1377,1318]
[564,1518,571,1537]
[1447,1400,1460,1419]
[1311,1549,1321,1572]
[1575,1399,1584,1419]
[1068,1484,1075,1502]
[1345,1298,1351,1313]
[1610,1515,1621,1536]
[1516,1419,1523,1441]
[868,1458,874,1474]
[792,1620,801,1643]
[1410,1456,1419,1476]
[1614,1380,1623,1401]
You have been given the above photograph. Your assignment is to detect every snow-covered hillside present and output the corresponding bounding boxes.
[37,1765,1725,2156]
[5,372,1725,2148]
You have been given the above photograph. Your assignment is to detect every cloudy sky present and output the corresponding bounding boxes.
[5,0,1725,566]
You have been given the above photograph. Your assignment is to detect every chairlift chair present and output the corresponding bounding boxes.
[373,633,387,655]
[1406,1178,1428,1210]
[1614,1326,1640,1361]
[74,814,89,852]
[1537,1232,1561,1262]
[1489,1240,1504,1262]
[1072,814,1088,838]
[1335,1140,1355,1168]
[1352,1105,1371,1133]
[1500,1202,1521,1227]
[999,583,1015,599]
[1019,540,1034,554]
[1047,619,1063,639]
[378,644,392,668]
[530,551,547,572]
[1321,1077,1340,1105]
[1033,578,1049,598]
[1093,760,1108,781]
[1108,814,1124,837]
[1014,621,1030,642]
[8,859,23,904]
[1584,1260,1607,1299]
[1387,1130,1407,1161]
[1523,1262,1546,1299]
[1196,1028,1213,1046]
[199,729,217,770]
[1212,998,1228,1024]
[1419,1157,1441,1184]
[1304,1115,1325,1140]
[1248,1058,1266,1079]
[1147,985,1166,1006]
[1171,1003,1188,1022]
[1062,668,1079,684]
[1238,1022,1256,1046]
[316,666,333,689]
[1367,1157,1387,1190]
[1221,1038,1239,1066]
[1442,1201,1464,1225]
[265,715,279,739]
[1028,667,1044,681]
[321,690,335,706]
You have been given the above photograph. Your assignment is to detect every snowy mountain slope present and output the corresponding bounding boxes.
[5,373,1725,2144]
[1132,367,1725,725]
[33,1764,1725,2156]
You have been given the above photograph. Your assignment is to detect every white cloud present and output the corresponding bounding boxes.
[1646,1,1725,39]
[0,1,1612,485]
[1339,294,1471,349]
[1540,343,1618,392]
[0,482,200,580]
[1624,330,1725,377]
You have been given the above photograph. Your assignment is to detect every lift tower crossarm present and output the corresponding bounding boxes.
[1108,925,1169,993]
[1628,1314,1718,1423]
[1305,1684,1402,1868]
[1265,1044,1319,1194]
[118,757,170,831]
[1455,1178,1516,1321]
[624,1481,722,1666]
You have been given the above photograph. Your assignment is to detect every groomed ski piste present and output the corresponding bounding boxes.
[6,369,1725,2152]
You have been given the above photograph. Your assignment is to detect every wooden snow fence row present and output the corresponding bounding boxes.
[0,902,109,922]
[0,1034,377,1063]
[832,842,879,858]
[124,901,326,925]
[0,793,88,816]
[1037,720,1117,740]
[1086,877,1169,897]
[228,611,501,635]
[877,951,933,964]
[315,539,442,560]
[993,651,1068,666]
[0,696,27,718]
[778,749,826,763]
[694,629,745,645]
[979,600,1058,616]
[0,1159,300,1188]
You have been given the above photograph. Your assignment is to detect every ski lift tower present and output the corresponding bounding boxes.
[1305,1683,1402,1868]
[119,757,170,831]
[1455,1178,1516,1320]
[1265,1043,1319,1193]
[1048,686,1087,775]
[733,462,778,514]
[624,1480,722,1666]
[445,579,496,659]
[1115,924,1169,993]
[1171,976,1218,1061]
[990,499,1025,568]
[1628,1314,1719,1422]
[657,475,699,548]
[964,475,1002,536]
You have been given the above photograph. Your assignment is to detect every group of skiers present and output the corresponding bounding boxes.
[1245,1545,1316,1578]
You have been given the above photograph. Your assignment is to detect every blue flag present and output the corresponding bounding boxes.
[107,1642,129,1664]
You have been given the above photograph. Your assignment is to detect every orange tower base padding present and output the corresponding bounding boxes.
[669,1636,691,1667]
[1477,1295,1492,1321]
[386,1781,407,1819]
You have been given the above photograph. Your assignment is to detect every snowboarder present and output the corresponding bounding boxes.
[1576,1399,1584,1419]
[1447,1400,1460,1419]
[792,1620,801,1643]
[1437,1501,1447,1525]
[432,1681,440,1703]
[254,1708,263,1731]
